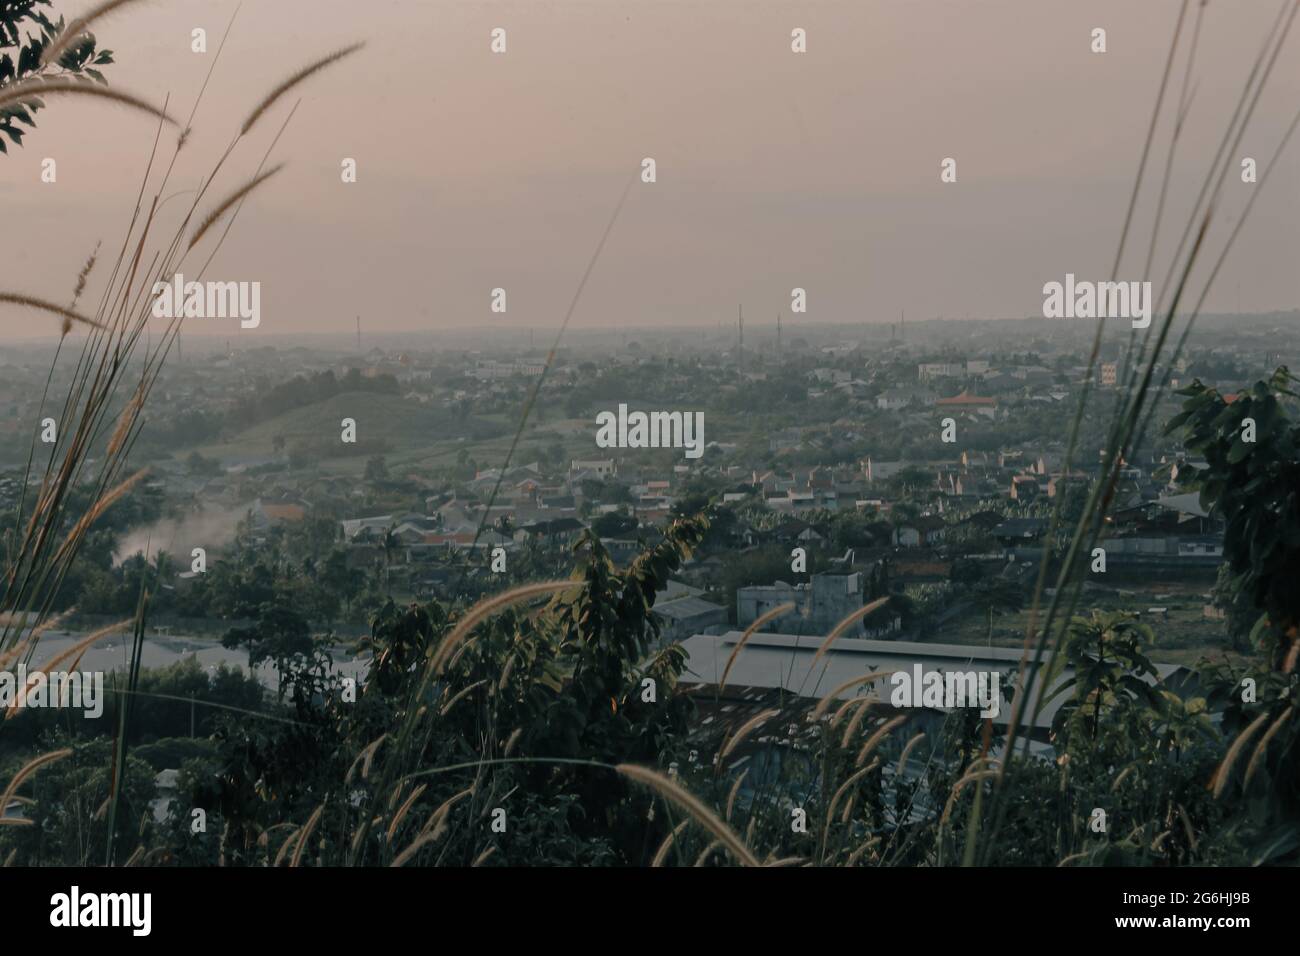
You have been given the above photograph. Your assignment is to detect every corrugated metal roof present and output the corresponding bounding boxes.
[680,630,1187,732]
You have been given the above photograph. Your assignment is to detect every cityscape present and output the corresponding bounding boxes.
[1,0,1298,935]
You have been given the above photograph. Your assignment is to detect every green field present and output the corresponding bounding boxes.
[188,393,595,471]
[929,579,1245,667]
[189,392,750,475]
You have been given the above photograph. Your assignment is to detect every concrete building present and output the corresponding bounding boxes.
[736,572,900,638]
[569,459,616,478]
[652,595,729,646]
[918,362,965,381]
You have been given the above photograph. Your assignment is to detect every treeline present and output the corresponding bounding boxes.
[227,369,401,431]
[2,657,265,758]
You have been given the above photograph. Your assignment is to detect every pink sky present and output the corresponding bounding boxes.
[2,0,1298,342]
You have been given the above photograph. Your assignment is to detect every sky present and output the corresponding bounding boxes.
[2,0,1299,342]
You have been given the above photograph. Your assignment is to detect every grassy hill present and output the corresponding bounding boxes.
[191,392,606,472]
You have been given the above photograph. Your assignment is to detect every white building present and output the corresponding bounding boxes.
[918,362,965,381]
[570,459,616,478]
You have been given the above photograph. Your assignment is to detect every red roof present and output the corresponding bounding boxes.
[260,503,305,522]
[935,391,997,406]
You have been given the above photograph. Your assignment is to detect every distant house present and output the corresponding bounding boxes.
[992,517,1048,545]
[892,557,953,583]
[651,596,729,646]
[1168,458,1207,489]
[809,368,851,385]
[935,391,998,419]
[389,515,438,544]
[862,458,909,483]
[253,497,307,527]
[783,491,818,512]
[958,510,1004,533]
[1010,475,1044,501]
[570,459,616,478]
[769,428,803,451]
[1046,473,1089,499]
[341,514,394,542]
[736,572,897,638]
[775,518,825,547]
[892,515,946,547]
[517,516,586,543]
[917,362,965,381]
[1153,492,1211,522]
[876,387,935,411]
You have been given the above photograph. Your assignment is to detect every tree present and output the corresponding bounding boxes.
[1167,369,1300,663]
[221,603,320,703]
[591,510,638,538]
[1046,610,1159,746]
[1,1,115,154]
[1166,368,1300,859]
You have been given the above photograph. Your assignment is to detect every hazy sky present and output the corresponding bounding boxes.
[2,0,1298,342]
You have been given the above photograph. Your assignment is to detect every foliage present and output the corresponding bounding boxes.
[0,0,114,153]
[1166,368,1300,862]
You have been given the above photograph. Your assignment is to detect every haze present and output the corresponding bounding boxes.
[2,0,1298,343]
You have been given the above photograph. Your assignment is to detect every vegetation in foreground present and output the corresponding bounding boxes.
[2,0,1297,867]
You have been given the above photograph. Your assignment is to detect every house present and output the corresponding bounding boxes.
[991,517,1048,545]
[736,572,898,638]
[1046,473,1089,499]
[891,515,947,547]
[1168,458,1207,489]
[1010,474,1044,501]
[570,459,616,478]
[651,596,729,646]
[341,514,395,542]
[809,368,851,385]
[958,510,1004,533]
[253,496,307,528]
[935,391,998,419]
[516,516,586,543]
[917,362,965,381]
[891,557,953,584]
[876,387,935,411]
[862,458,909,483]
[774,518,825,547]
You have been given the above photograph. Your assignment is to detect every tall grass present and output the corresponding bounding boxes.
[3,1,1296,869]
[0,1,363,864]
